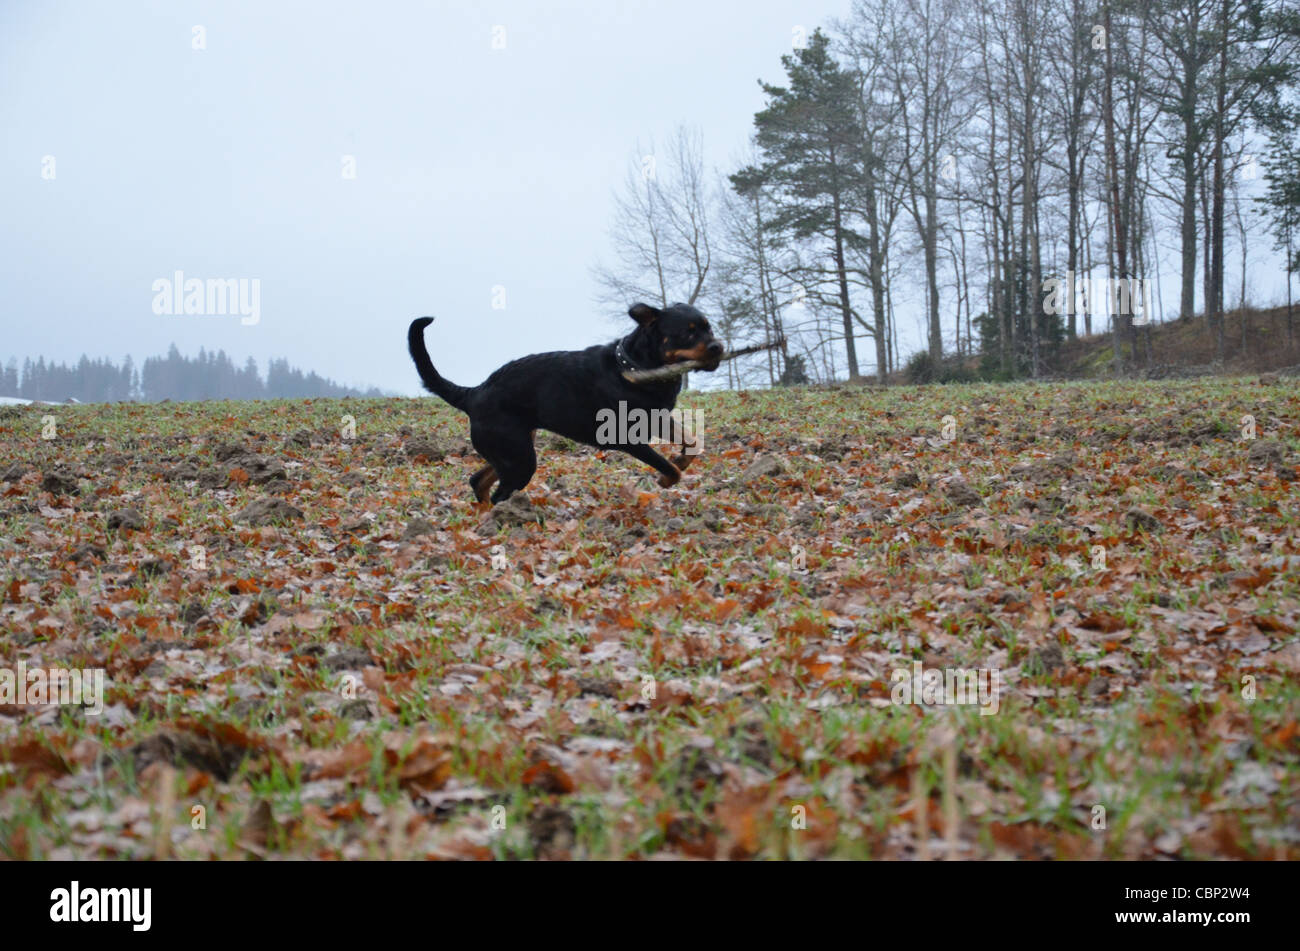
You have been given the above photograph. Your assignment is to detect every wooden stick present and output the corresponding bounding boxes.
[943,740,958,860]
[153,765,176,861]
[912,765,930,861]
[621,340,783,384]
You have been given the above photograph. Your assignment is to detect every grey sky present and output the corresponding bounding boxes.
[3,1,1291,397]
[1,0,851,395]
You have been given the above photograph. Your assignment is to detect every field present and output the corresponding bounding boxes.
[1,379,1297,860]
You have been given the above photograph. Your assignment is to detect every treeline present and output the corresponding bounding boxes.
[594,0,1300,385]
[0,346,385,402]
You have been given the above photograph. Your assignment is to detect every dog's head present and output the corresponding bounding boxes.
[628,302,723,371]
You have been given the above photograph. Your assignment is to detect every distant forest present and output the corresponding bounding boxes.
[0,346,386,403]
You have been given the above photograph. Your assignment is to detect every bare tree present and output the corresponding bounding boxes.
[716,158,792,384]
[592,126,713,314]
[1044,0,1099,341]
[883,0,968,363]
[842,0,909,382]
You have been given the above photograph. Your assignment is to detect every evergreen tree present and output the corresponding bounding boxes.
[8,347,381,402]
[744,28,869,379]
[1253,2,1300,344]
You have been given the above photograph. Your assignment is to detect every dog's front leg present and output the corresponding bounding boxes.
[663,414,702,475]
[621,443,682,488]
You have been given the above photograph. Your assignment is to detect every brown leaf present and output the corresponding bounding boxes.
[521,760,575,795]
[306,740,372,780]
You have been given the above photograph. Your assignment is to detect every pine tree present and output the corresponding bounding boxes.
[748,28,868,380]
[1253,2,1300,345]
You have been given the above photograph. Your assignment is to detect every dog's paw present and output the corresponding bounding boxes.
[657,466,682,489]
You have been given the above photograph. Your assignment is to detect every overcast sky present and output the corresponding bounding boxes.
[1,0,854,395]
[2,1,1291,397]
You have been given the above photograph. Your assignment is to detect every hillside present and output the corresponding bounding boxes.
[1056,303,1300,378]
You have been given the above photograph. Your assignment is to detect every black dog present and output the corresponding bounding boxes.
[408,303,722,504]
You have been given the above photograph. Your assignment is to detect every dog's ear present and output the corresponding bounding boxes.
[628,303,662,326]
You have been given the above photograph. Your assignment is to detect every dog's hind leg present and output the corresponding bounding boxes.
[469,464,498,503]
[471,426,537,504]
[490,441,537,503]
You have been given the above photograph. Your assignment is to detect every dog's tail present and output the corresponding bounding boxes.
[408,317,472,412]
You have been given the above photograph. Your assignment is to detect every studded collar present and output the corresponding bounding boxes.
[615,338,652,377]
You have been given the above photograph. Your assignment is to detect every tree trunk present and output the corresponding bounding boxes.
[1180,104,1199,322]
[925,191,942,362]
[831,187,860,380]
[1102,0,1126,374]
[1288,217,1295,347]
[1210,0,1228,365]
[866,174,889,383]
[955,186,972,360]
[1082,202,1094,336]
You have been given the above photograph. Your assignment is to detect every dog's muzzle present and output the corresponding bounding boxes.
[664,340,725,371]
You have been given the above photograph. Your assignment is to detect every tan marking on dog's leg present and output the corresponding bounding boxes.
[471,465,498,503]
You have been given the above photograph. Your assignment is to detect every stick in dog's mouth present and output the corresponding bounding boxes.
[622,340,781,384]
